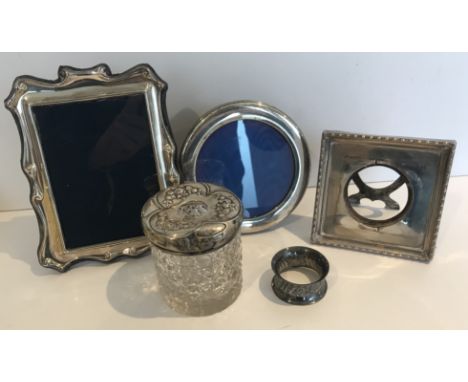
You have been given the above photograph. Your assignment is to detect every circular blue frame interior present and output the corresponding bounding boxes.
[196,119,296,219]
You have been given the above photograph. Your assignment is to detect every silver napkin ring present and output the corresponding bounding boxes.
[271,246,329,305]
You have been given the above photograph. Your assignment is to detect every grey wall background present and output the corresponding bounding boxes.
[1,53,467,211]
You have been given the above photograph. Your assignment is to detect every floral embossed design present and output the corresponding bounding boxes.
[151,201,209,232]
[143,182,242,254]
[159,184,203,208]
[215,194,238,218]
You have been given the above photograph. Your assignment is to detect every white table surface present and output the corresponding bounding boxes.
[1,176,467,329]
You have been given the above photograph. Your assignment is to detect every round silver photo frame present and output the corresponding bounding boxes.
[181,100,310,233]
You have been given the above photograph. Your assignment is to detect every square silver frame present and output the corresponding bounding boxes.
[311,130,456,262]
[4,64,180,272]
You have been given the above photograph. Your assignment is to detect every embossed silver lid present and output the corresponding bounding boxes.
[141,182,243,254]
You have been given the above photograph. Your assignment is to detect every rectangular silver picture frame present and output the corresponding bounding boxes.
[4,64,180,272]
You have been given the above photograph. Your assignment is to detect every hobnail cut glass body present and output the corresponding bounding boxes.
[152,232,242,316]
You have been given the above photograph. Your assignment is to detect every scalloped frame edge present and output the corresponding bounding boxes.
[4,63,180,272]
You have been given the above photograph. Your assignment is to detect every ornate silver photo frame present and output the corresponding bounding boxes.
[181,100,309,233]
[311,131,456,262]
[4,64,179,272]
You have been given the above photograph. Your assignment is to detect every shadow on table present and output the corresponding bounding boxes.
[106,255,180,319]
[278,213,312,243]
[0,212,134,276]
[0,213,58,276]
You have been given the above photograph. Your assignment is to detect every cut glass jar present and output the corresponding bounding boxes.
[141,182,243,316]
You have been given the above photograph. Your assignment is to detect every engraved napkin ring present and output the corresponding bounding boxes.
[271,246,329,305]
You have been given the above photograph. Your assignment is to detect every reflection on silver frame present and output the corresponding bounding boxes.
[311,131,456,262]
[181,100,309,233]
[4,64,180,272]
